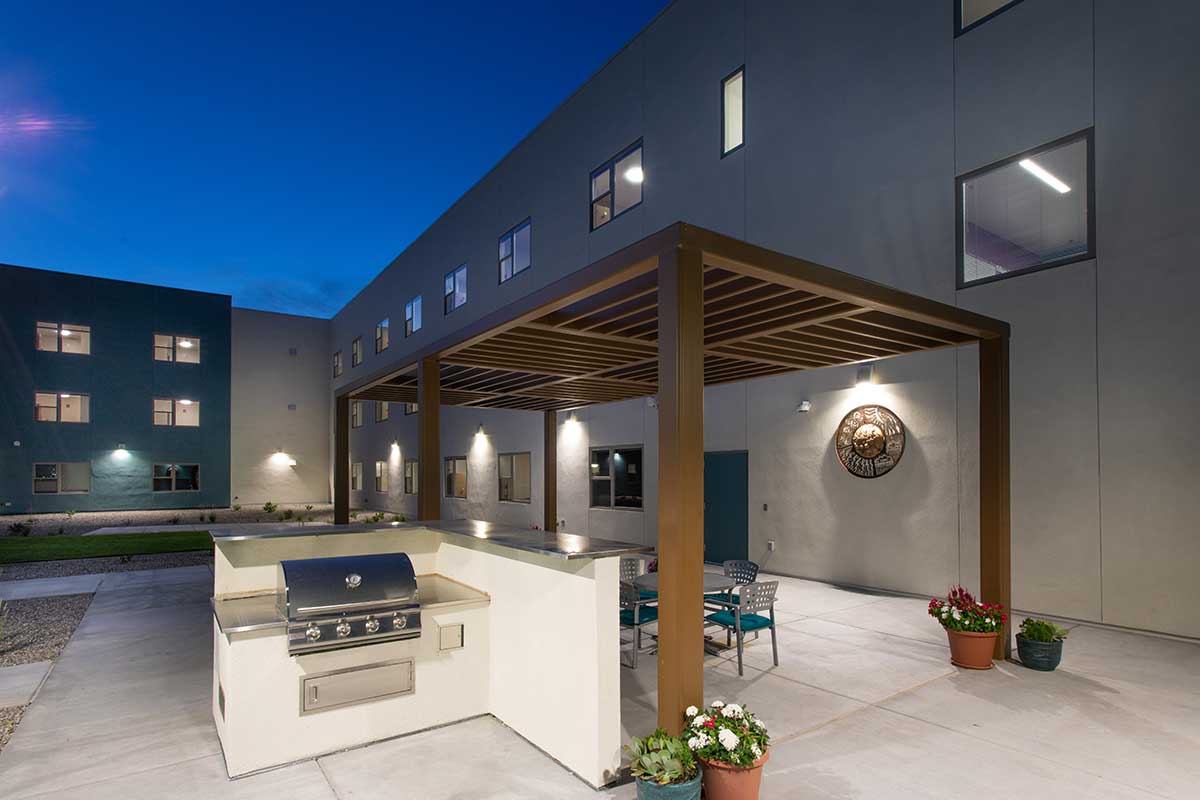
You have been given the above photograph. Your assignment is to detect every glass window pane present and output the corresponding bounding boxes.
[592,196,612,229]
[445,273,455,296]
[591,169,610,200]
[59,394,88,423]
[153,464,173,492]
[154,398,174,426]
[60,462,91,493]
[961,0,1017,29]
[723,69,744,153]
[37,322,59,352]
[174,464,199,491]
[175,400,199,427]
[590,450,610,477]
[513,223,531,273]
[614,147,643,216]
[59,324,91,355]
[454,267,467,308]
[498,236,513,260]
[34,463,59,493]
[961,135,1089,285]
[412,297,422,330]
[175,337,199,363]
[154,334,174,361]
[612,448,643,508]
[590,479,611,508]
[512,452,530,503]
[500,256,513,283]
[35,393,58,422]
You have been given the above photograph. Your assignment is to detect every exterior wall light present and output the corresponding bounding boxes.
[856,364,875,388]
[114,443,130,459]
[271,449,295,466]
[797,400,812,413]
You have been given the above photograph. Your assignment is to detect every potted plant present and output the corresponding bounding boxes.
[928,585,1006,670]
[1016,617,1068,671]
[624,729,700,800]
[684,701,770,800]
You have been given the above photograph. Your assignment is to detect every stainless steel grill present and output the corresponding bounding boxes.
[278,552,421,655]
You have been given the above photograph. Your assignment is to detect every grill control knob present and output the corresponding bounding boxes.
[393,614,408,630]
[336,619,352,638]
[364,616,381,634]
[305,623,322,642]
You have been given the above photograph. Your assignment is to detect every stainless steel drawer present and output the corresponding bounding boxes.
[300,658,414,714]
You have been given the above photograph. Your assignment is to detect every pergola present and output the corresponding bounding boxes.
[334,222,1011,733]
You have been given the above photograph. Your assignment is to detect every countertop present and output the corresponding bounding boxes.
[212,573,491,635]
[208,518,654,560]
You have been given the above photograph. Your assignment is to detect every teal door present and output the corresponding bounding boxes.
[704,451,749,564]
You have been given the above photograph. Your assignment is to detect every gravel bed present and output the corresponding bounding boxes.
[2,503,334,538]
[0,593,94,668]
[0,704,25,751]
[0,551,213,581]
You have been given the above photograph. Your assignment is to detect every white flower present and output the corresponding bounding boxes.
[721,703,744,719]
[687,736,701,751]
[750,743,763,759]
[941,607,949,616]
[697,733,712,748]
[986,618,993,626]
[685,705,699,717]
[754,718,767,731]
[718,728,740,751]
[711,700,725,708]
[692,714,709,729]
[951,607,962,621]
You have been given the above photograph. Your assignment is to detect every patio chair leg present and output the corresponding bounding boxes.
[633,627,640,669]
[726,628,731,648]
[771,624,778,667]
[736,629,744,676]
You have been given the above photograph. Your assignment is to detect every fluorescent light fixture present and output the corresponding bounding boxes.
[856,364,874,388]
[1019,159,1071,193]
[60,329,72,336]
[178,339,194,348]
[624,165,644,184]
[60,393,71,399]
[178,399,193,405]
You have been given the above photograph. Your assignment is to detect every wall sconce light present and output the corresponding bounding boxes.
[647,397,658,409]
[476,423,485,436]
[114,443,130,459]
[796,400,812,413]
[271,449,296,466]
[856,364,875,388]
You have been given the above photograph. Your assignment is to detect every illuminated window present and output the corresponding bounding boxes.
[35,392,90,424]
[154,334,200,363]
[351,337,363,367]
[375,318,389,353]
[498,452,531,504]
[404,402,419,416]
[33,462,91,494]
[444,265,467,314]
[375,401,390,422]
[375,460,388,493]
[351,400,364,428]
[153,463,200,492]
[405,296,422,336]
[333,350,343,377]
[154,398,199,427]
[591,141,643,230]
[498,220,532,283]
[444,456,467,498]
[722,67,745,155]
[590,446,643,509]
[36,322,91,355]
[350,462,363,491]
[404,460,418,494]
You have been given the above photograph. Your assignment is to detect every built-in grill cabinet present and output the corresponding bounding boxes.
[278,553,421,655]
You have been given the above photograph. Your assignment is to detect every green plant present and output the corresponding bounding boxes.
[350,511,359,520]
[0,599,8,641]
[684,702,770,767]
[1019,617,1069,643]
[624,729,698,786]
[282,508,295,520]
[65,510,77,519]
[170,515,181,525]
[207,513,217,523]
[262,502,277,514]
[232,503,242,512]
[8,522,32,536]
[198,514,206,522]
[305,504,314,512]
[928,586,1006,633]
[369,511,385,523]
[392,514,402,523]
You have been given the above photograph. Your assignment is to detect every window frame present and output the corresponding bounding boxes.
[36,322,92,355]
[152,463,201,493]
[375,400,390,422]
[720,65,745,157]
[351,400,364,428]
[589,140,644,231]
[404,296,422,337]
[350,462,363,491]
[34,392,90,424]
[404,402,419,416]
[589,445,644,511]
[498,219,533,284]
[955,0,1027,36]
[404,459,418,494]
[375,318,389,353]
[374,460,388,493]
[351,337,363,367]
[443,265,467,315]
[333,350,343,377]
[153,333,201,364]
[153,398,200,427]
[955,128,1096,290]
[33,462,92,495]
[497,451,532,504]
[443,456,468,499]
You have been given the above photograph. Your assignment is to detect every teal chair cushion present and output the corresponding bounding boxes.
[639,590,659,601]
[704,610,772,632]
[621,607,659,626]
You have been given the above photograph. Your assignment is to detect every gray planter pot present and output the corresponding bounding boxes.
[635,772,702,800]
[1016,634,1063,671]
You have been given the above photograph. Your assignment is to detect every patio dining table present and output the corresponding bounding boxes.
[631,572,739,656]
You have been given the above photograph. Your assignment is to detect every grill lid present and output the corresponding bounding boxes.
[279,552,418,619]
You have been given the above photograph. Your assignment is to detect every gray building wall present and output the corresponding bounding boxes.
[0,265,232,513]
[329,0,1199,638]
[230,308,331,506]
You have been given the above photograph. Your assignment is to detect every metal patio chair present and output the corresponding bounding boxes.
[619,581,659,669]
[621,555,657,600]
[703,580,779,676]
[705,559,760,604]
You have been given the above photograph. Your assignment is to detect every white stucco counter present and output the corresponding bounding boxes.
[210,520,650,787]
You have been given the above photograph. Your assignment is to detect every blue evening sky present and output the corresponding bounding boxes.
[0,1,669,317]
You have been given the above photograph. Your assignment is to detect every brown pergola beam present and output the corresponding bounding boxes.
[979,336,1012,660]
[333,394,349,524]
[418,358,441,521]
[544,410,557,532]
[656,245,705,735]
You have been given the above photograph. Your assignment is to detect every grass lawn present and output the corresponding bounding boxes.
[0,531,211,564]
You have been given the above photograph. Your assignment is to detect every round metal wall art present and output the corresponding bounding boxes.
[835,405,906,479]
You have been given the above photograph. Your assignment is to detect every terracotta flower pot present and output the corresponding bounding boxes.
[945,628,999,669]
[700,751,769,800]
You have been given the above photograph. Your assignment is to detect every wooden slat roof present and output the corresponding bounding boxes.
[349,224,1007,411]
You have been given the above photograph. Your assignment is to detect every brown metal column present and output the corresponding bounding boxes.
[979,335,1012,660]
[334,394,350,524]
[417,358,441,521]
[655,245,705,734]
[543,409,557,532]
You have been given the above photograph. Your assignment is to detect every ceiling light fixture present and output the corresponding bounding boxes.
[624,165,644,184]
[178,339,194,348]
[1019,159,1071,193]
[179,399,193,405]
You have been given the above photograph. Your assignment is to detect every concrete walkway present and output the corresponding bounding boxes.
[0,565,1197,798]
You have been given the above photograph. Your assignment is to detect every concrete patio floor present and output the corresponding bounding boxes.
[0,566,1196,799]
